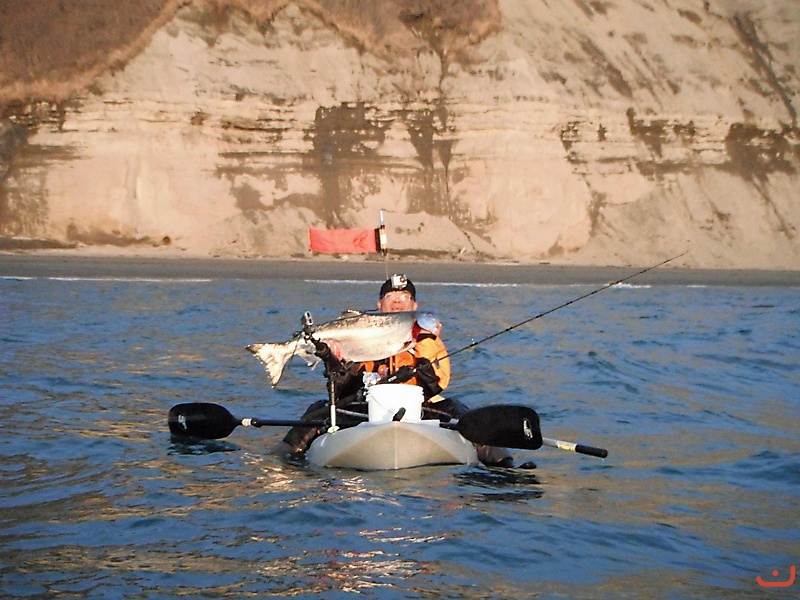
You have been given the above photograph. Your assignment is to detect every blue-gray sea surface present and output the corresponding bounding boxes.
[1,263,798,599]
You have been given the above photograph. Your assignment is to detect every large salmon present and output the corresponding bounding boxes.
[246,311,423,387]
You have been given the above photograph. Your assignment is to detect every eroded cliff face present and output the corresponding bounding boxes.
[1,0,798,268]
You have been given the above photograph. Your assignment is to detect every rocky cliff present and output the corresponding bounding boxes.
[1,0,798,268]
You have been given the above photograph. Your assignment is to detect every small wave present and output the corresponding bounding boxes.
[612,282,651,289]
[304,279,520,288]
[0,276,213,283]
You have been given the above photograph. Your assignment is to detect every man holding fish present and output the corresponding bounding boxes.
[260,274,517,467]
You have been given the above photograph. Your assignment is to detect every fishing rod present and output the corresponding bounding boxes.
[381,252,689,390]
[442,252,687,362]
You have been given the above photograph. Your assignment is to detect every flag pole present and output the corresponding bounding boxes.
[379,210,389,279]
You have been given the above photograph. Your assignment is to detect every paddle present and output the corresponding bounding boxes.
[542,437,608,458]
[167,402,544,451]
[168,402,325,440]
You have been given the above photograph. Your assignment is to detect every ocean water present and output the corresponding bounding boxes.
[1,266,798,599]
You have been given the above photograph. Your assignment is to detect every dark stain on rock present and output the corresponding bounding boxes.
[65,222,160,247]
[672,121,696,140]
[627,108,667,157]
[303,101,463,226]
[626,110,698,158]
[587,191,606,237]
[190,111,209,126]
[403,105,450,169]
[306,102,391,225]
[623,110,704,179]
[1,102,80,239]
[723,122,797,180]
[634,159,692,178]
[400,104,455,216]
[732,13,797,126]
[722,122,798,239]
[571,0,610,18]
[232,180,269,212]
[0,120,29,182]
[678,9,703,26]
[221,116,286,142]
[560,121,580,153]
[0,235,76,250]
[580,36,632,98]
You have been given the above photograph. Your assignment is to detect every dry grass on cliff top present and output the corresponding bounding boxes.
[0,0,499,107]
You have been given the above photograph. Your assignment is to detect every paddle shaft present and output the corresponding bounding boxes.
[542,437,608,458]
[245,418,325,428]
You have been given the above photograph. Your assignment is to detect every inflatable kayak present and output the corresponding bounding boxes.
[307,383,479,470]
[306,420,479,470]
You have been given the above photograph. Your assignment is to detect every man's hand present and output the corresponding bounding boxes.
[312,339,344,375]
[414,358,443,397]
[385,365,415,384]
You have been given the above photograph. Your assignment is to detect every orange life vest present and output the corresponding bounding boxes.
[358,327,450,395]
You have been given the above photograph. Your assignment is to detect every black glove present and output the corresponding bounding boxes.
[311,340,344,375]
[385,365,415,384]
[414,358,443,398]
[312,339,332,359]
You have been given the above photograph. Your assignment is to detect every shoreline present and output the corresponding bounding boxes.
[2,252,799,286]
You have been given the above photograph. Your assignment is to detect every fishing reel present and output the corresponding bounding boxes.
[299,311,325,353]
[300,311,315,337]
[299,311,343,376]
[299,310,324,351]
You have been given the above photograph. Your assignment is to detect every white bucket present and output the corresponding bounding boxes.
[367,384,424,423]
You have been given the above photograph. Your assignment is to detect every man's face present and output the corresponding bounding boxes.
[377,290,418,313]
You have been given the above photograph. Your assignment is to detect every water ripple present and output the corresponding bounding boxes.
[1,277,798,598]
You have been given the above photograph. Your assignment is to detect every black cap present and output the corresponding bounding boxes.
[379,274,416,299]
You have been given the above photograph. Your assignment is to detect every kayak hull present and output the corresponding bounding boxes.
[306,420,479,471]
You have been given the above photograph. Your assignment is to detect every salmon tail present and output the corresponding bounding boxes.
[245,341,296,387]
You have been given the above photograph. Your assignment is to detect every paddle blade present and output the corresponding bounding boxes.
[168,402,242,440]
[456,405,543,450]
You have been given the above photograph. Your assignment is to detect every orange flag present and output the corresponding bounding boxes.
[309,227,380,254]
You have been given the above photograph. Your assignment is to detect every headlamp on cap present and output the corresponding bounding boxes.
[379,274,416,299]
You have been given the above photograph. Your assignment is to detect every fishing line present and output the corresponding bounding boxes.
[441,252,688,364]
